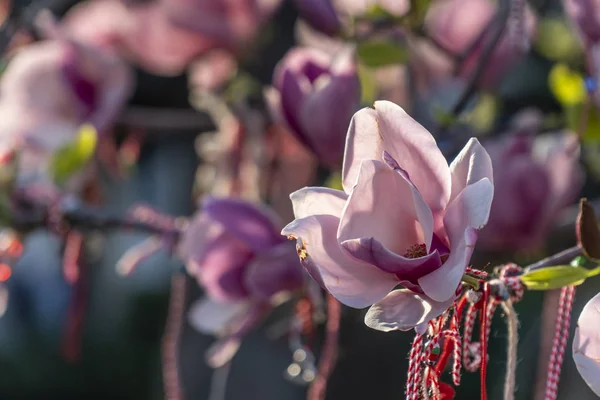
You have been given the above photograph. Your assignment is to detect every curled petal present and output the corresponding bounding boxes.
[338,159,434,256]
[373,100,451,214]
[203,196,284,251]
[364,289,453,332]
[290,186,347,219]
[419,178,493,302]
[282,214,397,308]
[449,137,493,202]
[341,238,442,282]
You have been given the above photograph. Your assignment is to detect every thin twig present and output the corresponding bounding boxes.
[524,247,581,272]
[307,294,341,400]
[162,273,187,400]
[449,0,512,117]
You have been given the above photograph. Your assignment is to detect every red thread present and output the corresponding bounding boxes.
[407,334,425,400]
[480,284,490,400]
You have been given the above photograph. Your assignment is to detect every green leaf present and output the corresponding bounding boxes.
[49,124,98,185]
[432,106,457,128]
[357,64,378,105]
[356,41,408,68]
[534,17,584,63]
[520,265,591,290]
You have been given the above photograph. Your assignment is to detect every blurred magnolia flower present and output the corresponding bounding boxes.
[573,291,600,396]
[265,46,360,167]
[180,196,304,367]
[61,0,266,76]
[283,101,494,332]
[293,0,342,36]
[478,131,584,252]
[162,0,282,51]
[424,0,536,88]
[0,39,132,192]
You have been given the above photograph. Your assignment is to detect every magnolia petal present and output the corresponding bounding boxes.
[244,242,304,301]
[365,289,453,332]
[203,196,284,251]
[341,237,442,281]
[293,0,341,35]
[299,73,360,166]
[373,100,451,214]
[342,107,383,194]
[187,297,251,335]
[282,214,397,308]
[419,178,493,302]
[338,159,434,256]
[280,69,311,144]
[290,186,347,219]
[449,137,493,202]
[574,292,600,396]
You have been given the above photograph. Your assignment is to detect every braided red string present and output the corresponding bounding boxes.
[480,284,491,400]
[407,334,425,400]
[543,285,576,400]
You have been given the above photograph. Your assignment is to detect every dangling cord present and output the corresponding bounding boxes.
[61,231,87,363]
[543,285,576,400]
[407,334,425,400]
[480,284,491,400]
[307,294,341,400]
[501,300,519,400]
[162,274,186,400]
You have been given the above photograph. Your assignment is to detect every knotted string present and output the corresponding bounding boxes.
[543,285,576,400]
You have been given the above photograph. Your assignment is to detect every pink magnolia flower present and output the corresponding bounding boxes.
[573,291,600,396]
[265,46,360,167]
[0,38,132,192]
[180,196,304,367]
[424,0,536,88]
[478,131,584,251]
[61,0,220,76]
[282,101,494,332]
[162,0,282,51]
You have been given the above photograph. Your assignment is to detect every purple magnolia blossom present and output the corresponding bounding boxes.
[424,0,536,88]
[574,291,600,396]
[180,196,304,367]
[283,101,494,332]
[478,132,584,252]
[265,46,360,167]
[293,0,342,36]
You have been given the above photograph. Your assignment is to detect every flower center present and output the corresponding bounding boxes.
[404,243,427,259]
